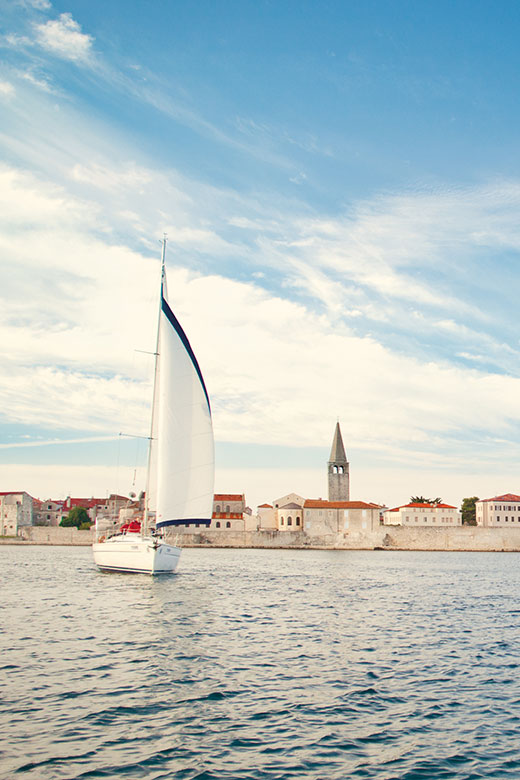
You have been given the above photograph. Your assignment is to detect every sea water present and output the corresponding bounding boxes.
[2,545,520,779]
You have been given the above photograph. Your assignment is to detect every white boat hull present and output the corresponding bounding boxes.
[92,535,180,575]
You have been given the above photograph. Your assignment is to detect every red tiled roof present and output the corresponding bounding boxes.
[388,503,457,510]
[214,493,243,501]
[258,503,273,508]
[304,500,379,509]
[479,494,520,503]
[67,497,107,509]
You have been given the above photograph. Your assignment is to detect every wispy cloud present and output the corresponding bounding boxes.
[0,435,119,450]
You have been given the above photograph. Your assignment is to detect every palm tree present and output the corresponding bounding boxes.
[410,496,443,505]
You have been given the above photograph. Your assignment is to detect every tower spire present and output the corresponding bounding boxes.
[329,421,347,463]
[328,422,350,501]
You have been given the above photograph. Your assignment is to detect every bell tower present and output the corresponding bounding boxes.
[328,422,349,501]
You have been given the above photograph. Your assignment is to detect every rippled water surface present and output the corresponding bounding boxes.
[2,546,520,779]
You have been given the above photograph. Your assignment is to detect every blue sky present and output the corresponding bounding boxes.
[2,0,520,508]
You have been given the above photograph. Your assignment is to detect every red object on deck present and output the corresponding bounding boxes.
[120,520,141,533]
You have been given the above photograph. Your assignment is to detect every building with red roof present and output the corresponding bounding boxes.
[476,495,520,527]
[383,502,461,527]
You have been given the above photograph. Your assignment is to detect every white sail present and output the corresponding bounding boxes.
[153,272,214,529]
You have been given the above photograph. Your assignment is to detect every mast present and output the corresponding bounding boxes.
[143,236,166,535]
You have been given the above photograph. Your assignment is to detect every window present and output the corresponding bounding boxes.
[280,518,284,525]
[296,517,300,526]
[226,521,231,528]
[216,521,221,528]
[226,505,230,512]
[216,505,220,513]
[287,517,293,526]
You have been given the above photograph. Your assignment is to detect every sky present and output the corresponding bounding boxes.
[2,0,520,510]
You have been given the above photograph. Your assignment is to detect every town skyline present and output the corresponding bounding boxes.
[2,2,520,510]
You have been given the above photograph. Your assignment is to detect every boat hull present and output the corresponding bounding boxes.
[92,535,180,575]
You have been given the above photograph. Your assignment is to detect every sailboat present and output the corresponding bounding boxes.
[92,238,215,574]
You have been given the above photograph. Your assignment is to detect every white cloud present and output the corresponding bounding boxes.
[34,13,93,62]
[0,80,15,96]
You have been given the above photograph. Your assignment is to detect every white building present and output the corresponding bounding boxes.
[383,502,461,526]
[271,493,305,531]
[476,494,520,527]
[0,492,34,536]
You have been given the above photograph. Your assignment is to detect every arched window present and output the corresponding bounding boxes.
[338,466,343,474]
[280,518,284,525]
[216,505,221,512]
[226,505,230,513]
[216,521,221,528]
[287,517,292,525]
[226,521,231,528]
[296,517,300,526]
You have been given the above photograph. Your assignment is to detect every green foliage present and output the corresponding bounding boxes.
[410,496,443,505]
[60,506,91,529]
[461,496,479,526]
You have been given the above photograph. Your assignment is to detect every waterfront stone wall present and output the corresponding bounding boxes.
[5,524,520,551]
[169,525,520,552]
[15,526,94,545]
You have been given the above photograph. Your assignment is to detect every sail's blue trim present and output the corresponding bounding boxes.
[161,294,211,414]
[156,518,211,528]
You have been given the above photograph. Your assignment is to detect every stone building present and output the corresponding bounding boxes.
[328,422,349,501]
[303,499,381,535]
[475,494,520,527]
[0,491,34,535]
[383,502,461,526]
[33,499,65,526]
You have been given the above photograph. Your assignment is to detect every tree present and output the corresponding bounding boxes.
[461,497,479,526]
[60,506,91,529]
[410,496,443,505]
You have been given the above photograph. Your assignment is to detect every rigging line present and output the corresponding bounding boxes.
[115,432,122,496]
